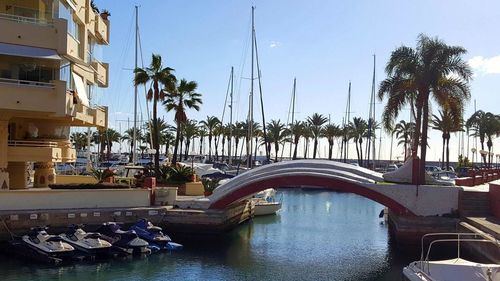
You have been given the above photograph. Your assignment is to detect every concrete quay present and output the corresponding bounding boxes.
[0,200,254,241]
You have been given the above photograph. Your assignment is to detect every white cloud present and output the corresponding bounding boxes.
[114,111,133,116]
[269,41,281,48]
[468,55,500,76]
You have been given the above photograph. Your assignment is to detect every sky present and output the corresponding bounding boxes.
[91,0,500,162]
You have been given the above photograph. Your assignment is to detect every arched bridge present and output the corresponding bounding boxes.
[187,160,459,217]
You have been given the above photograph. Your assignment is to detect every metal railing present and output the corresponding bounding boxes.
[0,10,53,26]
[0,77,55,88]
[8,140,58,148]
[419,232,500,274]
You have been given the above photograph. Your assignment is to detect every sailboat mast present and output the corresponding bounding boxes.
[289,77,296,158]
[371,55,376,165]
[247,6,255,168]
[132,6,138,164]
[228,66,234,165]
[366,54,376,168]
[343,82,351,163]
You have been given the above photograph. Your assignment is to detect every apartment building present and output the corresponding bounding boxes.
[0,0,109,190]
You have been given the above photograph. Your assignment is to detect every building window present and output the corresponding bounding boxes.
[60,61,71,88]
[58,1,79,41]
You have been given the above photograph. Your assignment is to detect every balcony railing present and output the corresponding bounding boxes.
[0,77,55,88]
[0,7,54,26]
[8,140,58,148]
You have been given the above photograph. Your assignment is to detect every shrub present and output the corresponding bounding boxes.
[90,167,115,183]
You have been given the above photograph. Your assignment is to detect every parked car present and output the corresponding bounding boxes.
[425,166,442,174]
[385,164,399,172]
[432,171,458,183]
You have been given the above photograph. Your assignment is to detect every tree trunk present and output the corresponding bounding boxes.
[179,135,183,161]
[274,143,279,162]
[221,137,226,162]
[403,139,407,161]
[214,137,219,162]
[441,135,446,169]
[412,97,423,157]
[172,123,181,165]
[153,83,160,177]
[359,139,363,166]
[355,140,360,165]
[185,140,190,160]
[208,135,212,161]
[328,141,333,160]
[419,95,430,184]
[446,135,450,170]
[254,137,258,160]
[313,138,318,159]
[293,139,298,160]
[304,139,309,159]
[234,139,239,160]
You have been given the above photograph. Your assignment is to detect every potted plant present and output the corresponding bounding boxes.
[90,167,115,183]
[100,9,111,20]
[201,178,220,196]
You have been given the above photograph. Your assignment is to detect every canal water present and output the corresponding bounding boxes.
[0,188,422,281]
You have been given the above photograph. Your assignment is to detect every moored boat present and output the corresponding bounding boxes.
[253,188,282,216]
[402,233,500,281]
[130,219,183,252]
[96,222,151,255]
[59,224,112,255]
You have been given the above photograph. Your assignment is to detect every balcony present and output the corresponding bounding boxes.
[71,103,108,128]
[0,78,67,115]
[7,139,76,163]
[0,78,107,128]
[90,60,109,87]
[95,14,109,44]
[0,15,67,54]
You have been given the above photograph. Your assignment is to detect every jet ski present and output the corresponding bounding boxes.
[95,222,150,255]
[130,219,183,252]
[13,226,75,263]
[59,224,112,255]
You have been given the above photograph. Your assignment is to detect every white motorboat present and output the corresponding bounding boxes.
[253,188,282,216]
[21,227,75,256]
[59,225,112,255]
[403,233,500,281]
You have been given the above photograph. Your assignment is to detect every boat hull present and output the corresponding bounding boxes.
[254,202,281,216]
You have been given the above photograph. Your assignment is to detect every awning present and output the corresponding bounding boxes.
[72,72,90,107]
[0,43,61,60]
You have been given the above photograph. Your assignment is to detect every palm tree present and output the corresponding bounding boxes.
[393,120,415,161]
[213,123,224,161]
[242,120,261,163]
[197,126,207,155]
[122,128,144,159]
[266,120,287,162]
[466,110,500,166]
[289,121,305,160]
[379,34,472,183]
[134,54,176,175]
[232,122,245,160]
[432,108,463,170]
[182,119,199,160]
[70,132,88,151]
[92,130,106,161]
[302,124,313,159]
[220,124,231,162]
[307,113,328,159]
[164,79,202,165]
[349,117,368,166]
[104,128,122,160]
[321,124,341,160]
[200,116,221,161]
